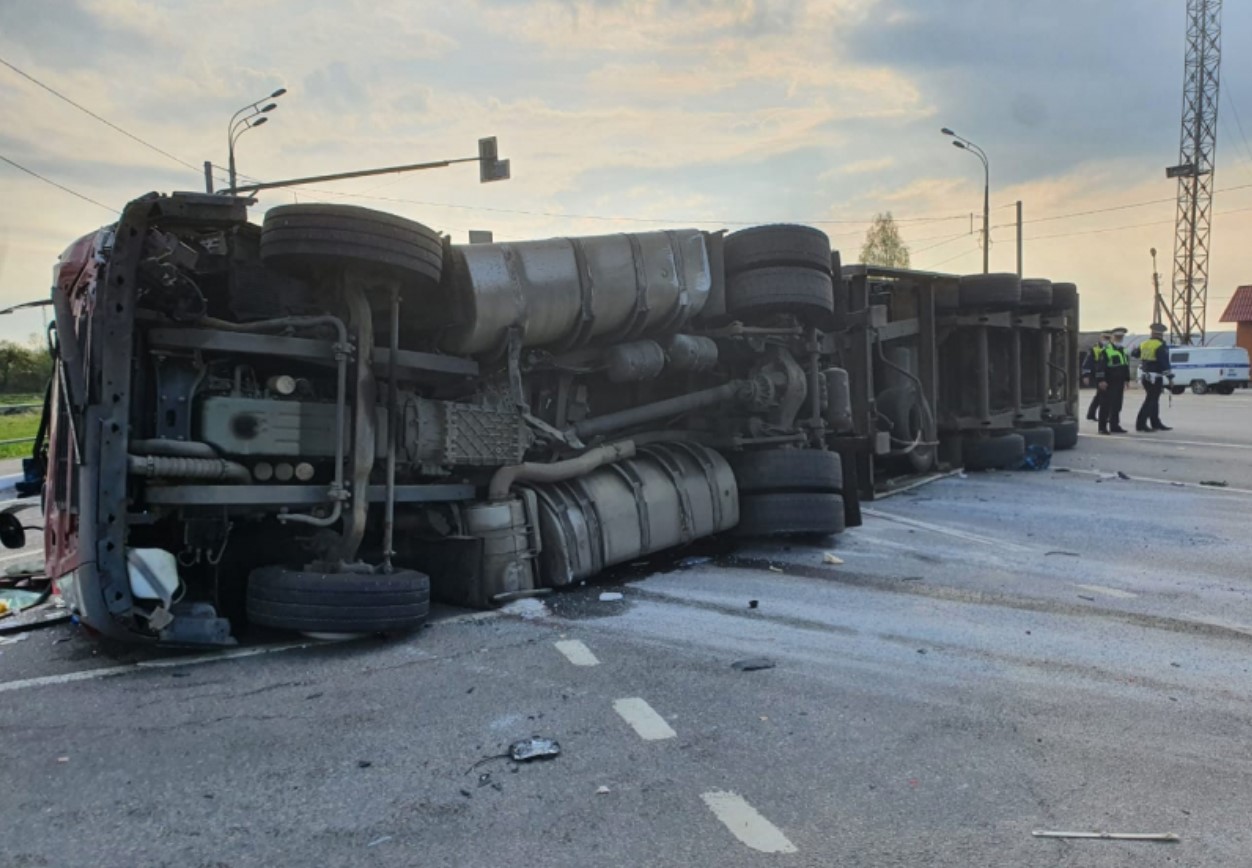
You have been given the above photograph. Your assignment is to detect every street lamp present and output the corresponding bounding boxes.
[227,88,286,192]
[942,127,990,274]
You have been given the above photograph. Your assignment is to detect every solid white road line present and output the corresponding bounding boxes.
[1074,583,1138,600]
[1059,467,1252,497]
[554,639,599,667]
[701,791,798,854]
[862,509,1036,553]
[1078,432,1252,451]
[612,697,677,741]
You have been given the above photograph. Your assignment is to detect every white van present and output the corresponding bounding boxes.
[1164,346,1251,395]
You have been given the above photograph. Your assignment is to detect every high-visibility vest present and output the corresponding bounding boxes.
[1139,338,1164,362]
[1090,344,1106,360]
[1104,345,1128,367]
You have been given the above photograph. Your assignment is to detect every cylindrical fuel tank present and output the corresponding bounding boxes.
[439,230,712,356]
[525,442,738,587]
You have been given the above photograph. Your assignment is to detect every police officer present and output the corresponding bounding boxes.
[1095,326,1131,434]
[1133,323,1173,431]
[1085,330,1112,421]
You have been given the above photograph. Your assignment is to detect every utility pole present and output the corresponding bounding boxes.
[1152,247,1164,328]
[1015,200,1023,277]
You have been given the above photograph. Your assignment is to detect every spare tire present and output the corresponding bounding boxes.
[1050,282,1078,311]
[735,492,846,538]
[724,224,832,275]
[962,433,1026,471]
[726,266,835,326]
[261,204,443,285]
[1019,278,1054,309]
[1047,419,1079,450]
[729,448,843,494]
[959,273,1021,310]
[247,566,430,634]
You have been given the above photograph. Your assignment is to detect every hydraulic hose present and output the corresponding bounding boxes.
[128,454,251,483]
[489,441,635,501]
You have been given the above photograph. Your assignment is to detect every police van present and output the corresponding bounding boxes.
[1164,346,1251,395]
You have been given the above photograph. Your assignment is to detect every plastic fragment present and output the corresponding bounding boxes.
[598,592,624,602]
[509,737,561,762]
[823,552,843,565]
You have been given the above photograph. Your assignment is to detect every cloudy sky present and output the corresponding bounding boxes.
[2,0,1251,342]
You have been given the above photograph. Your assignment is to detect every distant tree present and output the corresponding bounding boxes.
[0,340,51,393]
[860,212,910,268]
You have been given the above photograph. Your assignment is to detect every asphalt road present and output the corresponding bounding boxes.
[1,392,1250,866]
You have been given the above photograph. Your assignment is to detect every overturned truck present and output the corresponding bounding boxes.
[39,193,1078,645]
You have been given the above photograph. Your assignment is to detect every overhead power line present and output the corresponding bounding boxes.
[0,154,116,213]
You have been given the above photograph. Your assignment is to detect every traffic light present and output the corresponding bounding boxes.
[478,137,511,183]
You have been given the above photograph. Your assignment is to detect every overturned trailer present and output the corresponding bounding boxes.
[35,192,1078,645]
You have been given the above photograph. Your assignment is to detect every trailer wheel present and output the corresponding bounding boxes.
[247,566,430,635]
[1191,380,1209,395]
[1018,278,1054,309]
[1046,419,1079,451]
[962,433,1026,470]
[729,448,843,494]
[958,273,1021,310]
[724,224,832,275]
[1049,282,1078,311]
[725,266,835,327]
[1017,425,1055,452]
[735,492,846,538]
[260,204,443,285]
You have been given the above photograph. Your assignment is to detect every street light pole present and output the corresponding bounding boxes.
[225,88,286,192]
[941,128,990,274]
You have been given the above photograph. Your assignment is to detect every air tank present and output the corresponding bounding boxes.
[524,442,738,587]
[439,230,712,356]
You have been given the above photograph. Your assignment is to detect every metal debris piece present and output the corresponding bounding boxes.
[823,552,844,565]
[1044,551,1080,557]
[596,785,611,795]
[1117,471,1131,480]
[732,657,776,672]
[1032,830,1179,842]
[598,592,624,602]
[748,599,759,609]
[678,556,712,568]
[508,737,561,762]
[1077,595,1096,602]
[1200,480,1229,487]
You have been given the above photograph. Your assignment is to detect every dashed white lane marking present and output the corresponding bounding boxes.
[1074,583,1138,600]
[1059,467,1252,497]
[612,697,676,741]
[862,509,1036,553]
[701,791,798,854]
[0,641,318,694]
[554,639,599,667]
[1078,432,1252,451]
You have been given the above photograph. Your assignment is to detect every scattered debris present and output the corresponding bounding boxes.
[598,592,624,602]
[823,552,844,565]
[0,632,30,645]
[1117,471,1131,480]
[56,756,69,763]
[1077,595,1096,602]
[916,648,927,655]
[767,566,784,574]
[459,788,472,798]
[366,836,393,848]
[1200,480,1229,488]
[509,737,561,762]
[596,786,611,795]
[958,472,968,479]
[1044,551,1081,557]
[501,598,550,620]
[678,556,712,568]
[1031,830,1179,843]
[732,657,776,672]
[748,599,759,609]
[52,636,71,645]
[478,772,493,788]
[1053,468,1071,473]
[357,760,372,769]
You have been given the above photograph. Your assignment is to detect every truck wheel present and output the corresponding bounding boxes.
[962,433,1026,470]
[1046,420,1079,450]
[247,566,430,635]
[1018,278,1053,309]
[724,224,832,275]
[958,273,1021,310]
[729,448,843,494]
[1049,282,1078,311]
[735,492,846,538]
[726,266,835,327]
[1017,426,1055,452]
[1191,380,1209,395]
[260,204,443,285]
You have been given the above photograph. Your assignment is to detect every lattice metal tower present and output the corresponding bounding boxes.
[1168,0,1222,346]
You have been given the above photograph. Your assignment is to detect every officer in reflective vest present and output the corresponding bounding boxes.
[1133,323,1173,432]
[1095,327,1130,434]
[1085,330,1112,421]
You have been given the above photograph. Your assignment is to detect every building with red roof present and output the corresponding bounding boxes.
[1219,286,1252,357]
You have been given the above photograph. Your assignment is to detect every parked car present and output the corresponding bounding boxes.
[1166,346,1251,394]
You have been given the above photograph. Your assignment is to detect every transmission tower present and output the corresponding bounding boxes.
[1167,0,1222,346]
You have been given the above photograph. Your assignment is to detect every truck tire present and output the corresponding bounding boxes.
[260,204,443,285]
[962,433,1026,470]
[726,266,835,326]
[876,385,936,473]
[1047,419,1079,450]
[724,224,832,275]
[247,566,430,634]
[735,492,846,538]
[1191,380,1209,395]
[1050,282,1078,311]
[1017,425,1055,452]
[1019,278,1053,309]
[959,273,1021,310]
[729,448,843,494]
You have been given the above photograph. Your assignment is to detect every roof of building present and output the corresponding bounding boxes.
[1219,286,1252,322]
